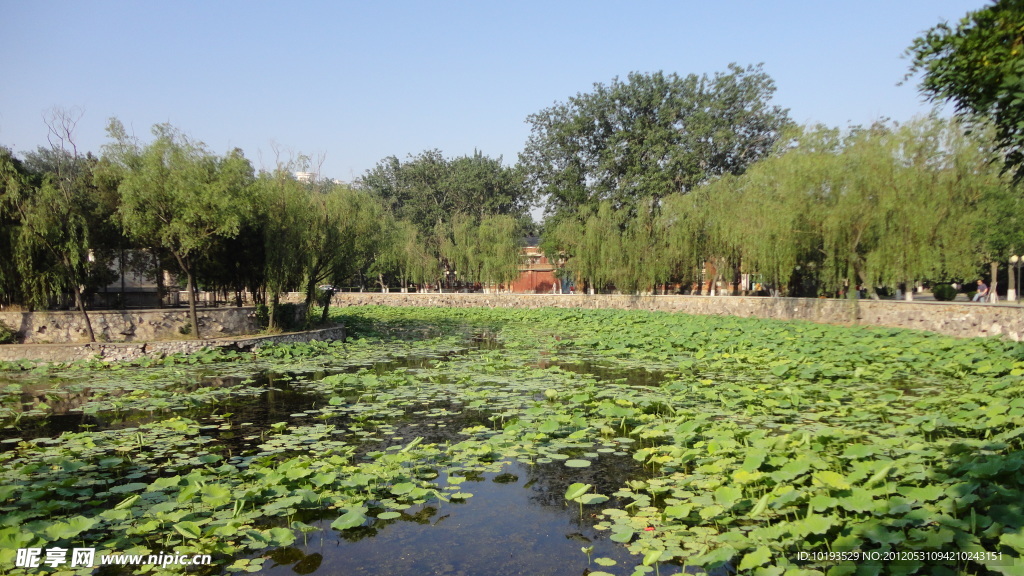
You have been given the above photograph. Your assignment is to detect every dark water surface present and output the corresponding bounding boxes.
[257,461,686,576]
[1,343,690,576]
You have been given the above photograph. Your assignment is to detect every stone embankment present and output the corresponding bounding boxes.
[0,326,346,364]
[328,292,1024,341]
[0,307,260,344]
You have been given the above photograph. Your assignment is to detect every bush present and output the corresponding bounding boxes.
[0,322,17,344]
[932,284,958,301]
[256,302,305,332]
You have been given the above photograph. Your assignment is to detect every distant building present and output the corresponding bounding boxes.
[511,237,561,294]
[294,171,315,183]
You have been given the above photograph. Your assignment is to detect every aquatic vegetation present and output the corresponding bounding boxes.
[1,306,1021,574]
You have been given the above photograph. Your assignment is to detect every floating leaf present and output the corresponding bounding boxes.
[565,483,592,501]
[738,546,771,570]
[331,507,368,530]
[564,459,591,468]
[173,521,202,540]
[45,516,97,540]
[813,470,851,491]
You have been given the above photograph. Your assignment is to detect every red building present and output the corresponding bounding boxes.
[510,239,560,294]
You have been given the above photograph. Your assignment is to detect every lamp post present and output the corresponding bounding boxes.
[1011,255,1021,303]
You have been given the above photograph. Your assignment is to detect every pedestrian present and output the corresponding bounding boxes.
[972,280,989,302]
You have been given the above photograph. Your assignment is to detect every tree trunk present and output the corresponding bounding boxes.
[119,248,126,310]
[154,253,165,309]
[269,291,280,329]
[990,261,999,303]
[173,252,201,340]
[320,291,332,324]
[185,269,201,340]
[73,285,96,342]
[1009,264,1017,302]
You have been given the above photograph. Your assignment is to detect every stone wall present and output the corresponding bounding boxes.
[327,292,1024,340]
[0,307,261,344]
[0,326,346,364]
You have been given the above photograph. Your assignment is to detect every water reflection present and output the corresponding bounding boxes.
[255,463,684,576]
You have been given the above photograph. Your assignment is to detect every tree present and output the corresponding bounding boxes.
[443,213,523,291]
[255,168,310,328]
[376,219,438,292]
[0,147,29,309]
[521,64,791,221]
[6,109,114,340]
[709,119,997,299]
[104,120,255,339]
[908,0,1024,181]
[359,149,530,236]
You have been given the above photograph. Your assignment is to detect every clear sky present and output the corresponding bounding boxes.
[1,0,983,184]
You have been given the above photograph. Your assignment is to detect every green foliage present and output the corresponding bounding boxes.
[104,119,256,338]
[932,283,958,301]
[443,213,523,288]
[522,64,791,221]
[0,321,17,344]
[908,0,1024,182]
[252,302,303,331]
[2,306,1023,574]
[359,149,530,237]
[3,110,118,340]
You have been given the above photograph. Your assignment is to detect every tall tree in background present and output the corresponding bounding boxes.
[0,148,29,309]
[257,168,312,329]
[6,109,110,340]
[710,119,998,299]
[522,64,791,221]
[443,214,522,291]
[376,219,438,292]
[105,120,255,339]
[908,0,1024,181]
[359,149,530,236]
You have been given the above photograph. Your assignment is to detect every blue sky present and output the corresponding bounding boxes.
[1,1,983,184]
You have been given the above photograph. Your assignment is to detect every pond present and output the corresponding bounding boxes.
[1,306,1021,575]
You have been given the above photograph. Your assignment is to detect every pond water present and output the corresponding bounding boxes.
[255,461,671,576]
[2,335,693,576]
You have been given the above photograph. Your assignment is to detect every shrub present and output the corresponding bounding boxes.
[932,284,958,301]
[256,302,305,332]
[0,322,17,344]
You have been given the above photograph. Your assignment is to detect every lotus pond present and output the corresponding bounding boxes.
[1,306,1023,575]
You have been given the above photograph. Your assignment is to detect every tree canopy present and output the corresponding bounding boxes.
[358,149,531,236]
[521,64,791,221]
[908,0,1024,181]
[104,120,256,338]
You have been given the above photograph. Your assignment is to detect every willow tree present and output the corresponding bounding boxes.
[660,191,712,293]
[0,148,29,309]
[444,213,522,292]
[257,169,312,328]
[713,126,841,296]
[7,110,109,340]
[106,120,255,339]
[711,119,997,299]
[862,118,997,299]
[575,203,625,293]
[617,200,670,294]
[376,219,437,292]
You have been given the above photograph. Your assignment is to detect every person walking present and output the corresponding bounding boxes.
[972,280,989,302]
